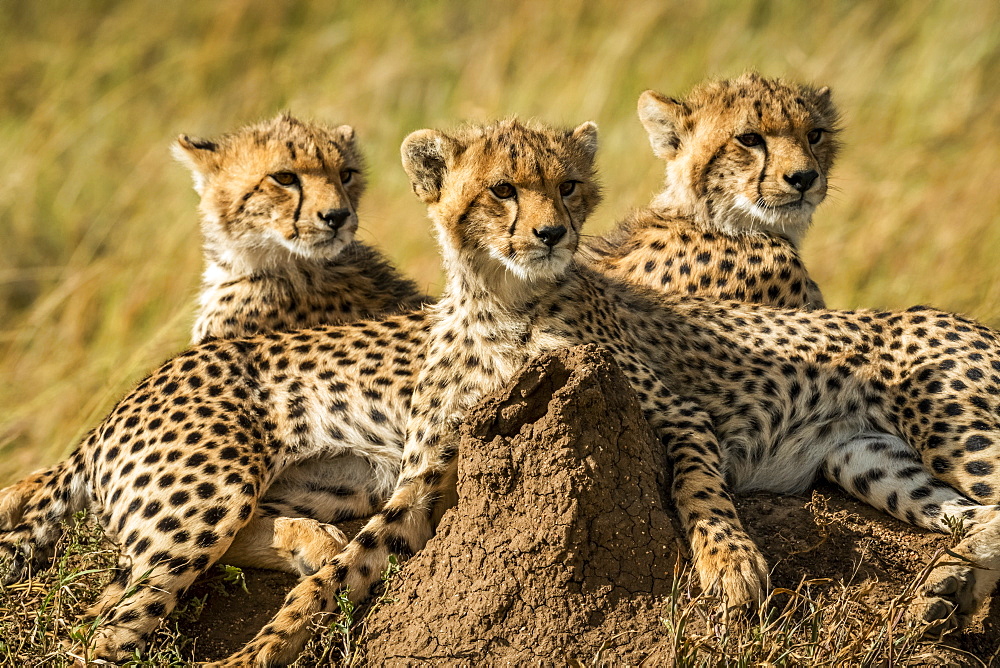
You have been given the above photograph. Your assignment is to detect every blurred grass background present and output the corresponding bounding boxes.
[0,0,998,483]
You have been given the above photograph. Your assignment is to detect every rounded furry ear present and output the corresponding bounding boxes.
[637,90,687,160]
[334,124,356,143]
[570,121,599,164]
[812,85,837,117]
[172,134,221,195]
[400,129,456,203]
[804,84,839,128]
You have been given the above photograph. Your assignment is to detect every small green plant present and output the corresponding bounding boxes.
[332,588,357,659]
[294,553,404,667]
[941,513,969,543]
[208,563,250,595]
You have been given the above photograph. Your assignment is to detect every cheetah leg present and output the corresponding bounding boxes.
[0,470,55,580]
[220,514,349,576]
[917,516,1000,636]
[0,466,56,529]
[70,556,211,661]
[822,431,1000,531]
[74,469,269,661]
[644,388,770,609]
[822,431,1000,634]
[74,557,134,626]
[214,431,460,667]
[0,459,82,583]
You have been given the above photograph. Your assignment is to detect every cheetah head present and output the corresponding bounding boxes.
[173,114,365,270]
[400,119,602,285]
[640,72,840,245]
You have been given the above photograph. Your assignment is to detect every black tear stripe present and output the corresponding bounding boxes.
[292,186,304,234]
[508,205,519,237]
[756,141,770,203]
[563,197,578,234]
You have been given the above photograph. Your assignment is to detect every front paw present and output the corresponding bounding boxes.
[692,532,770,609]
[914,518,1000,637]
[279,517,349,576]
[0,539,40,584]
[914,564,978,637]
[209,632,300,667]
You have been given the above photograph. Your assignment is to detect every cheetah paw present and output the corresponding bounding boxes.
[696,543,770,611]
[914,519,1000,638]
[0,540,38,584]
[208,636,300,667]
[275,517,349,577]
[60,626,143,665]
[914,565,978,637]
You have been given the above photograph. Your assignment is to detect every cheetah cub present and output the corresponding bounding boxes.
[588,73,835,309]
[0,114,430,563]
[0,309,432,660]
[0,119,437,660]
[218,118,604,665]
[175,113,427,343]
[228,119,1000,664]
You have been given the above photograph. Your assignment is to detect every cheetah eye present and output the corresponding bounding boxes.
[559,181,579,197]
[340,169,358,184]
[270,172,299,187]
[736,133,764,148]
[490,182,516,200]
[807,129,824,145]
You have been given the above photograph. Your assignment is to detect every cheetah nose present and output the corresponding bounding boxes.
[783,169,819,193]
[533,225,567,247]
[318,207,351,231]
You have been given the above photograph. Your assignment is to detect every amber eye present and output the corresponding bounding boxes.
[807,129,824,144]
[270,172,298,186]
[340,169,357,184]
[736,133,764,148]
[490,182,516,199]
[559,181,578,197]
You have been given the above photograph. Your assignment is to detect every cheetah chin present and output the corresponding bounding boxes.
[733,193,816,237]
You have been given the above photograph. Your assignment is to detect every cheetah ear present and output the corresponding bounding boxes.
[814,85,836,111]
[334,124,356,144]
[637,90,687,160]
[172,134,221,195]
[400,129,457,204]
[570,121,599,165]
[809,85,839,125]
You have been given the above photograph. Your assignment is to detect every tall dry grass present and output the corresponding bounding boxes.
[1,0,998,482]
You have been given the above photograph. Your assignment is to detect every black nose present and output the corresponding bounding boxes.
[533,225,567,248]
[318,208,351,231]
[783,169,819,193]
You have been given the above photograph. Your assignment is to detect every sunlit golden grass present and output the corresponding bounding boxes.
[1,0,998,484]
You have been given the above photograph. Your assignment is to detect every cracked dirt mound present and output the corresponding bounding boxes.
[362,344,681,664]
